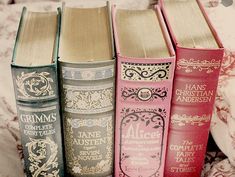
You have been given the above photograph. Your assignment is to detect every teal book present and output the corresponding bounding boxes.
[59,2,115,177]
[11,7,65,177]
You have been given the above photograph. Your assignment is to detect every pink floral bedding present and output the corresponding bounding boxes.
[202,0,235,176]
[0,0,234,176]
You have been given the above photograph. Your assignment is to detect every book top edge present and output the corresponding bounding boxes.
[159,0,224,50]
[112,5,175,59]
[175,45,224,52]
[11,62,57,69]
[58,57,116,65]
[116,54,175,63]
[59,2,115,63]
[11,7,61,67]
[63,4,109,10]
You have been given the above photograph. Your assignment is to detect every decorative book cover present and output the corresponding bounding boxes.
[112,5,175,177]
[11,7,65,177]
[58,2,115,177]
[160,0,225,176]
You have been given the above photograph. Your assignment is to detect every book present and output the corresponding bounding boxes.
[160,0,224,176]
[11,7,65,177]
[59,2,115,177]
[112,5,175,177]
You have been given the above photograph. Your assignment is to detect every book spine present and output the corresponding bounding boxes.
[164,47,224,177]
[115,56,175,177]
[11,65,65,177]
[59,61,115,177]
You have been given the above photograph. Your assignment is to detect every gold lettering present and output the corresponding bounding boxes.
[175,84,214,103]
[20,112,57,123]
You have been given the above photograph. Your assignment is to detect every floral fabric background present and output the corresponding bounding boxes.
[202,0,235,176]
[0,0,235,176]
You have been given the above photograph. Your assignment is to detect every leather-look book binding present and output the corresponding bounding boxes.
[160,0,224,176]
[59,2,115,177]
[112,5,175,177]
[11,7,65,177]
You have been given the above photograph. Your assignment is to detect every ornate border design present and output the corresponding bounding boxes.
[171,114,211,126]
[119,108,166,177]
[62,65,114,81]
[121,87,168,102]
[121,62,171,82]
[63,84,114,114]
[120,108,166,130]
[64,116,113,175]
[16,72,55,99]
[177,58,221,73]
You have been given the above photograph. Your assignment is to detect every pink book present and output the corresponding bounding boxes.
[160,0,224,176]
[112,5,175,177]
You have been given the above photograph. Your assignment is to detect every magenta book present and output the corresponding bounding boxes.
[160,0,224,176]
[112,5,175,177]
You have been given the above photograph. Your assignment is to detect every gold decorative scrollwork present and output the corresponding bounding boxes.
[16,72,54,99]
[171,114,211,126]
[26,137,59,177]
[177,59,221,73]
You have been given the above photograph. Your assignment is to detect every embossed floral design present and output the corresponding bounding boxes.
[16,72,54,99]
[177,58,221,73]
[97,160,111,172]
[121,62,171,81]
[121,108,166,124]
[121,87,168,101]
[171,114,211,126]
[64,85,113,114]
[62,66,114,80]
[68,117,109,128]
[120,108,166,129]
[90,91,101,101]
[75,160,112,175]
[72,166,81,174]
[81,71,96,80]
[26,137,59,177]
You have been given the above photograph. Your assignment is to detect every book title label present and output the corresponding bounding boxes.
[18,104,61,177]
[119,108,166,177]
[64,116,113,176]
